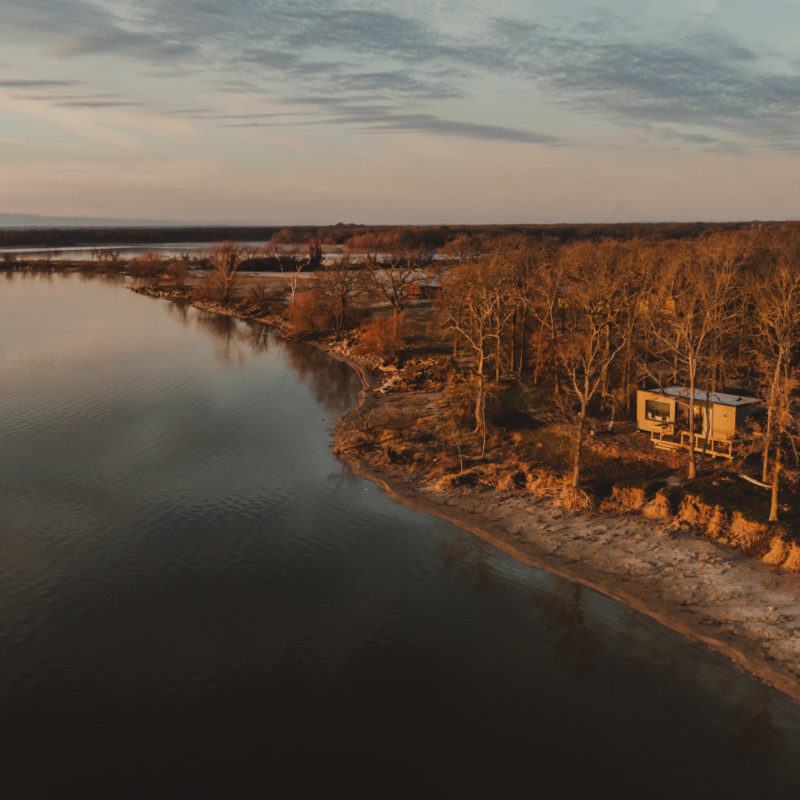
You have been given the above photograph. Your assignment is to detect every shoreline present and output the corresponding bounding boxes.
[132,284,800,704]
[343,452,800,703]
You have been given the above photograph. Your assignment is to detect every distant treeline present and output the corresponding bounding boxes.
[0,220,779,250]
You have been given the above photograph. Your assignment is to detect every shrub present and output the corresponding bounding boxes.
[128,251,164,282]
[286,290,329,335]
[355,313,406,361]
[168,259,189,288]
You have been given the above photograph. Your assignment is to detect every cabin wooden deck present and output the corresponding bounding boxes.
[649,428,733,459]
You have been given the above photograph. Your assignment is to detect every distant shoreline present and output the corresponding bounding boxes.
[0,219,773,250]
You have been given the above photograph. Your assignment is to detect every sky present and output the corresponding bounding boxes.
[2,0,800,224]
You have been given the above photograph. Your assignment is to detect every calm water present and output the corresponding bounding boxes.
[2,272,800,798]
[0,241,270,261]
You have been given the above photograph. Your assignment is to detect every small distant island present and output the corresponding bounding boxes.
[6,220,800,699]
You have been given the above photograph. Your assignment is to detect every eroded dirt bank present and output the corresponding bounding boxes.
[332,363,800,704]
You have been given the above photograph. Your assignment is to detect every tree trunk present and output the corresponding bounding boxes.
[474,376,485,435]
[623,337,633,415]
[687,369,697,480]
[474,349,485,437]
[673,333,679,385]
[571,405,587,488]
[762,357,781,483]
[517,306,527,374]
[769,442,781,523]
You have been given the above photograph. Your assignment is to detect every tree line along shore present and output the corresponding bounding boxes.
[0,219,767,251]
[7,224,800,575]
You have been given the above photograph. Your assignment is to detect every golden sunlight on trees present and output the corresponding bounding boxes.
[648,235,746,479]
[552,241,629,487]
[355,312,407,362]
[108,223,800,521]
[750,231,800,520]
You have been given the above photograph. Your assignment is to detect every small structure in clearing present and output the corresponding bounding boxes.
[405,281,441,299]
[637,386,760,459]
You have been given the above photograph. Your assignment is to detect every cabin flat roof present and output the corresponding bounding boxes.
[653,386,760,407]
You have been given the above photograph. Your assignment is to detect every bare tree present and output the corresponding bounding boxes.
[197,241,253,305]
[554,242,627,487]
[366,250,425,336]
[438,258,515,456]
[525,241,563,390]
[750,229,800,512]
[313,256,365,337]
[649,235,744,479]
[265,242,300,272]
[287,262,306,305]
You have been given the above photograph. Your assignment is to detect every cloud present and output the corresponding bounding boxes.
[349,113,558,143]
[219,102,559,144]
[149,4,800,148]
[0,78,81,88]
[52,100,147,108]
[56,25,197,61]
[5,88,147,109]
[492,19,800,145]
[159,108,216,117]
[5,1,800,150]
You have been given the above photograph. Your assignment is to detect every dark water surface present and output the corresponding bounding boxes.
[2,273,800,798]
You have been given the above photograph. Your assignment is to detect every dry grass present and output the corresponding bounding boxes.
[762,536,791,566]
[557,484,597,511]
[643,489,673,520]
[677,493,715,528]
[600,485,647,513]
[705,506,729,539]
[782,543,800,572]
[728,512,772,557]
[525,470,562,499]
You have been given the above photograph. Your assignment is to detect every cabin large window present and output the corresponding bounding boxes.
[645,399,671,422]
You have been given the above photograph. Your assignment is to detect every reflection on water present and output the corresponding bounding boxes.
[2,272,800,797]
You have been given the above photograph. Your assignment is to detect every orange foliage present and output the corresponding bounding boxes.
[355,313,407,361]
[286,291,329,335]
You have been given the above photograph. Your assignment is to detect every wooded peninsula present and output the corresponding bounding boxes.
[7,221,800,698]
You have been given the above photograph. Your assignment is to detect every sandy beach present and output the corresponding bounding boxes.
[329,348,800,705]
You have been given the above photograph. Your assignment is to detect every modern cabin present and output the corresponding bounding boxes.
[637,386,760,459]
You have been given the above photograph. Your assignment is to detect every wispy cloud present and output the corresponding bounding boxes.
[0,78,82,88]
[52,100,147,108]
[4,1,800,150]
[494,19,800,145]
[56,25,197,61]
[219,104,558,144]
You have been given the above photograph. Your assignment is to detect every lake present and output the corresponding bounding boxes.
[2,271,800,797]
